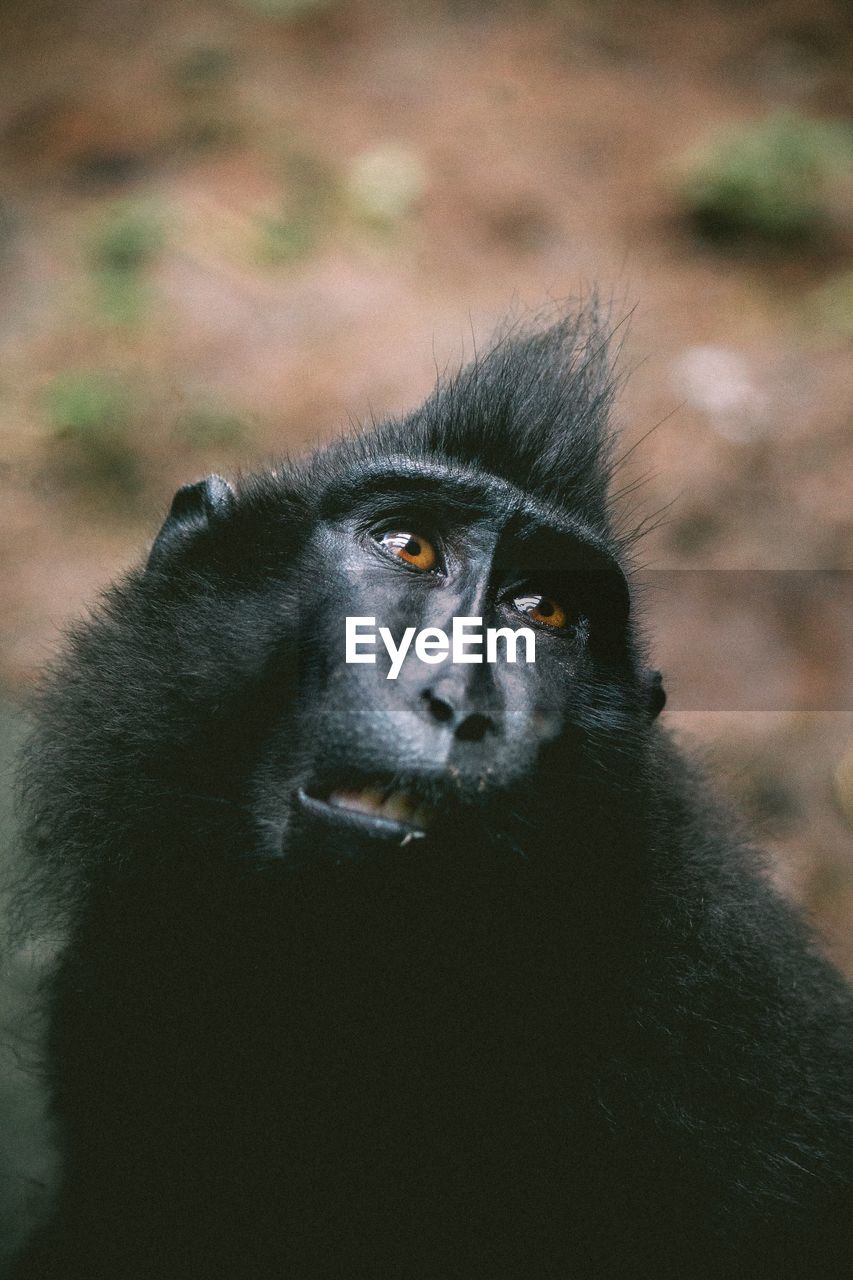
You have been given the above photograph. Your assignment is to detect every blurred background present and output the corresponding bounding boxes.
[0,0,851,1263]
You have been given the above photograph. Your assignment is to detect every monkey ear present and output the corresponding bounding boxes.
[146,475,235,572]
[645,669,666,720]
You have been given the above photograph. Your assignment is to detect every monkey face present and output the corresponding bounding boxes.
[279,458,644,864]
[142,453,659,874]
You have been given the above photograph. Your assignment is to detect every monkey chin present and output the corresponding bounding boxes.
[277,770,442,868]
[281,770,517,874]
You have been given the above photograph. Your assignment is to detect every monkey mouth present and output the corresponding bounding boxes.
[297,782,435,841]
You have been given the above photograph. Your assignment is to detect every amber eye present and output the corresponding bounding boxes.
[376,529,437,572]
[513,592,568,629]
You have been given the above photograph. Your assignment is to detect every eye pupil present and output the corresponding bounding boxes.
[375,528,437,572]
[512,591,568,629]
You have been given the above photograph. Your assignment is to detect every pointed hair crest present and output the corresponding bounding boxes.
[367,304,623,531]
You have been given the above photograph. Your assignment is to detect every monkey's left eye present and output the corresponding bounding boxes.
[512,592,568,629]
[374,529,437,572]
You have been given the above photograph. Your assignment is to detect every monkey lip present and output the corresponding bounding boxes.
[297,784,434,840]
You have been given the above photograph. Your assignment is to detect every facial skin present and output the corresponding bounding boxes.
[193,455,652,879]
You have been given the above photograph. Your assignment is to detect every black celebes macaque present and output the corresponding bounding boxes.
[10,310,853,1279]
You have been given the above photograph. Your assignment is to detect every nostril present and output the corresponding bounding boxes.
[422,690,454,724]
[455,712,492,743]
[420,688,493,739]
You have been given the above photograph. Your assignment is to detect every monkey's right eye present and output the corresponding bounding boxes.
[374,530,438,572]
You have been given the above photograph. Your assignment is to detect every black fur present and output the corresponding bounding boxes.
[9,307,853,1279]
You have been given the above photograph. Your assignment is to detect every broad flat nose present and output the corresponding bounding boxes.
[420,678,495,742]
